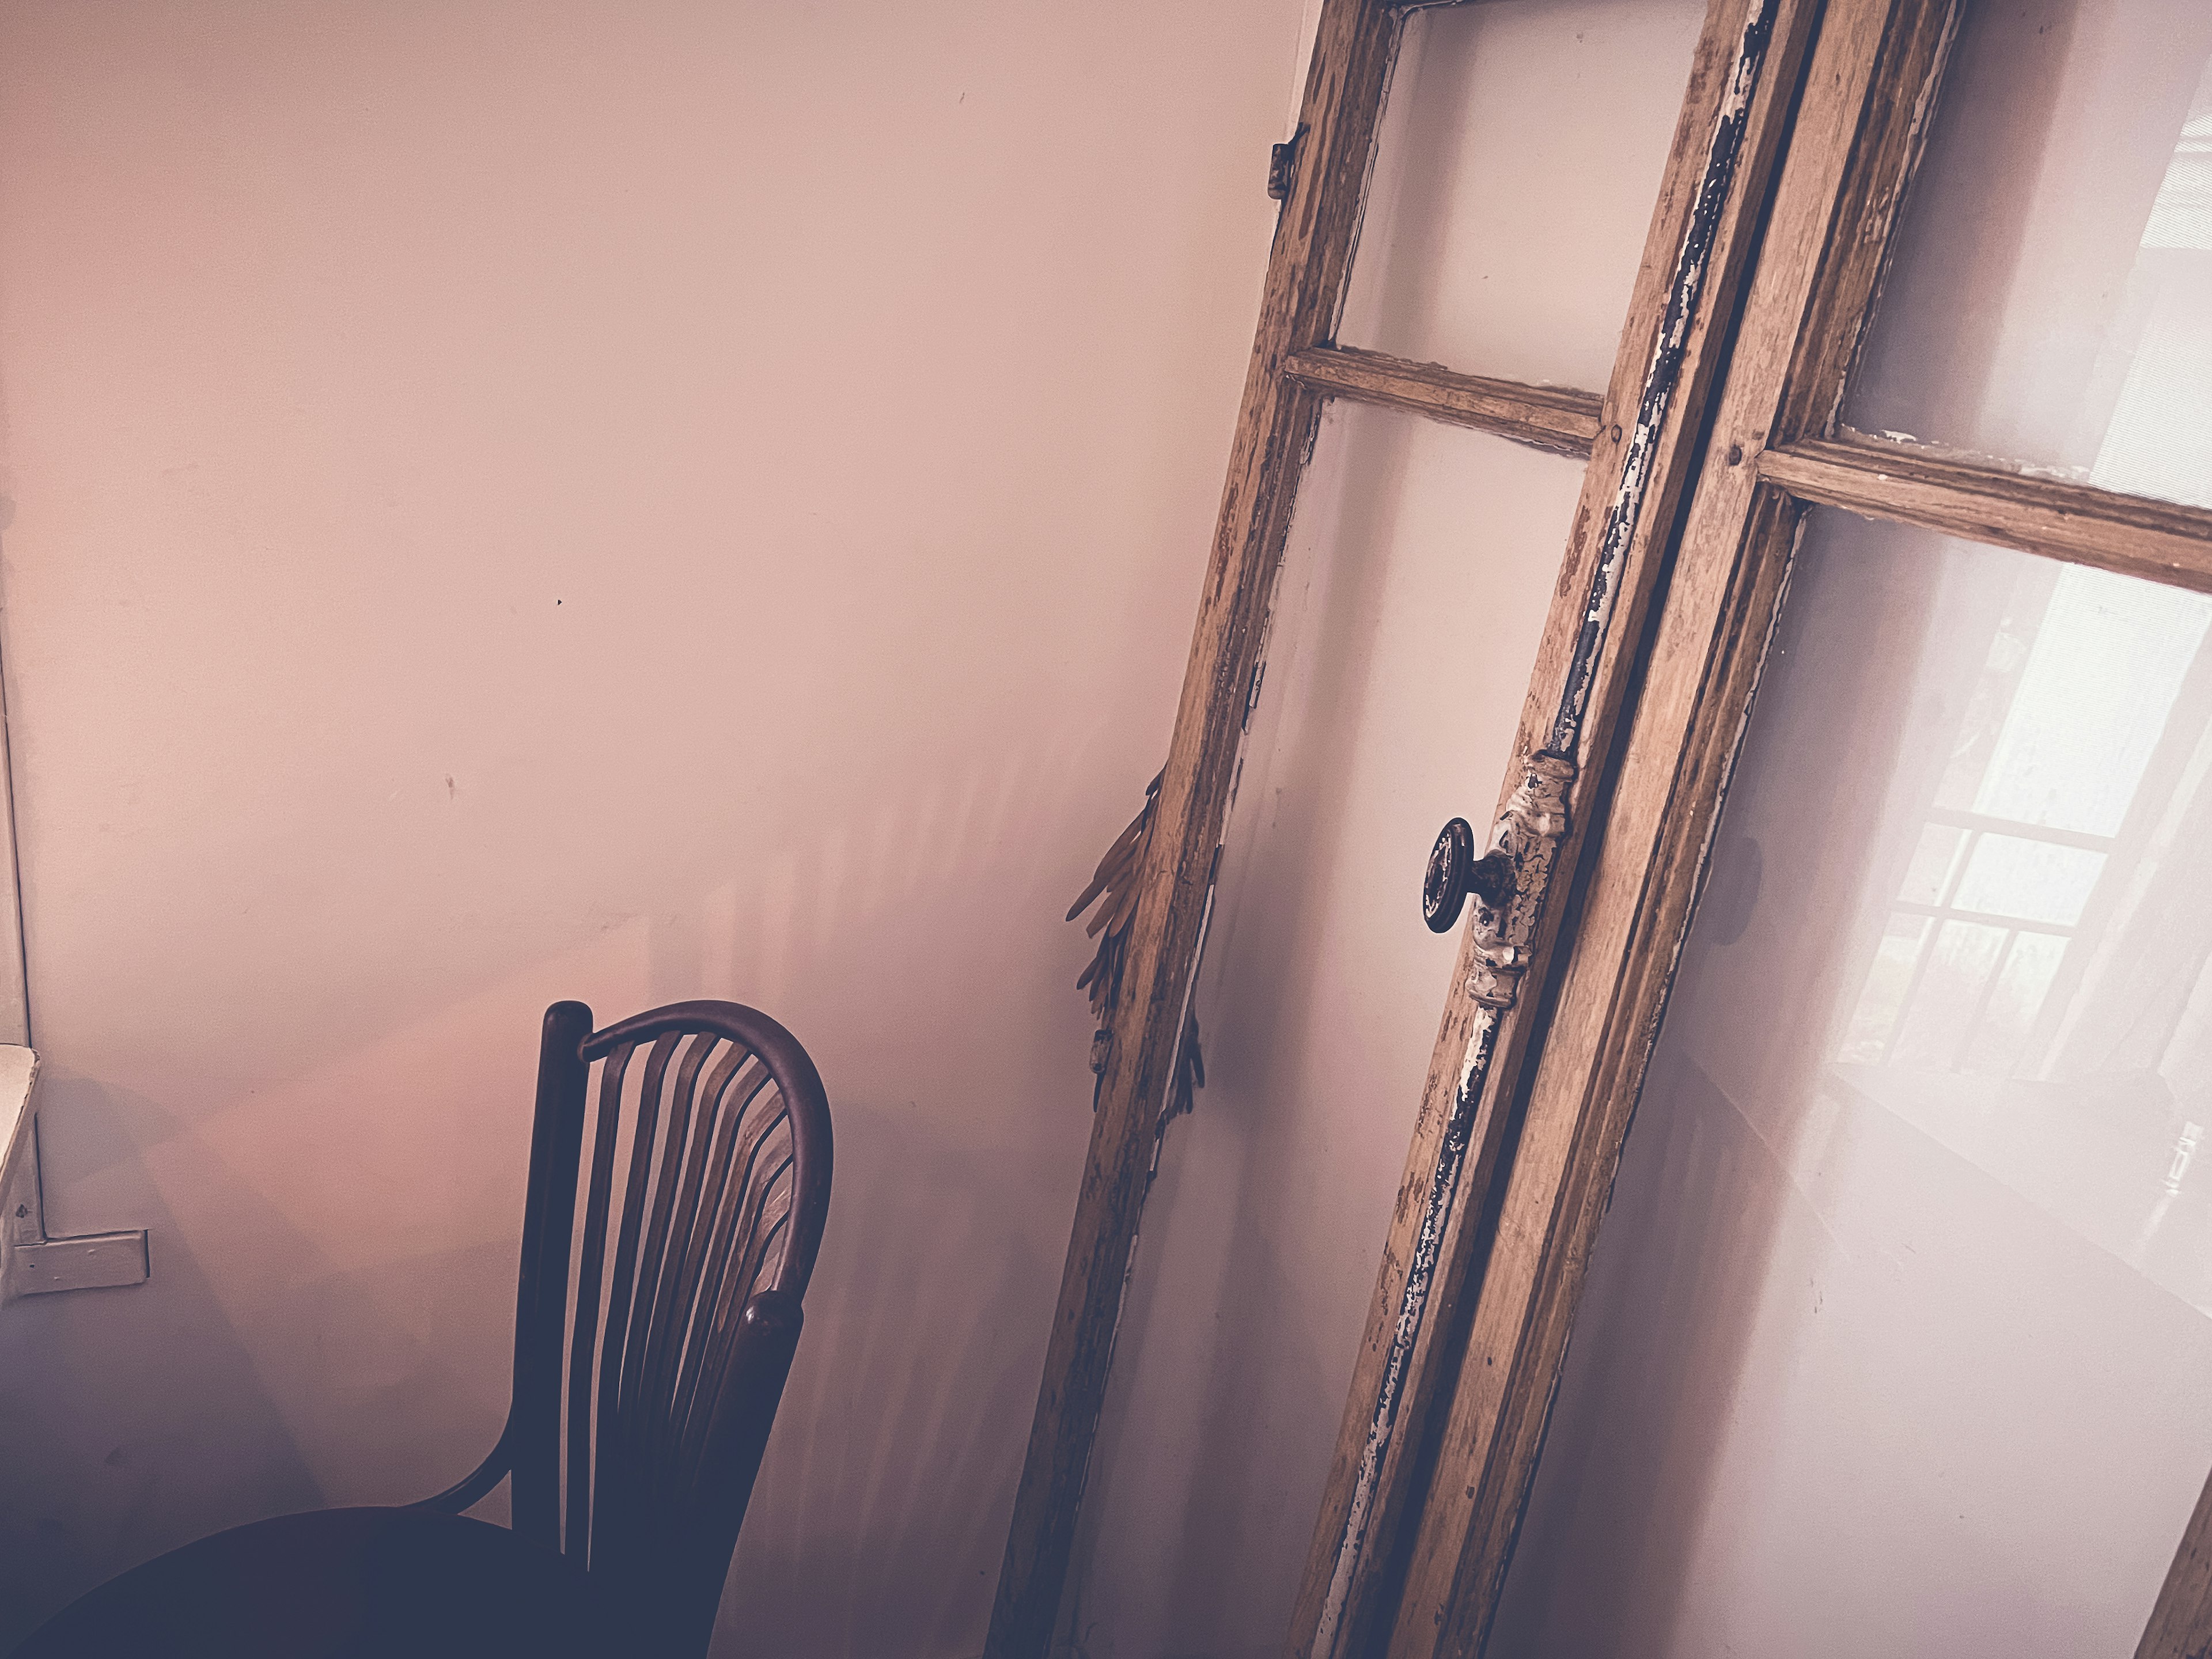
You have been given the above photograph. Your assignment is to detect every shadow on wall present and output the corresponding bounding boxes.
[0,737,1104,1653]
[0,1084,1065,1653]
[1126,407,1418,1649]
[1047,406,1418,1659]
[0,1078,326,1633]
[0,1070,547,1638]
[717,1097,1052,1656]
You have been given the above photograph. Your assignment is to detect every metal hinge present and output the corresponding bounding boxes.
[1268,128,1306,201]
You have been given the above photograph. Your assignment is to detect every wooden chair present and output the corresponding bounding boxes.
[13,998,833,1659]
[423,997,834,1650]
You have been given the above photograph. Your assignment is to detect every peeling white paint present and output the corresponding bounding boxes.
[1310,1,1779,1648]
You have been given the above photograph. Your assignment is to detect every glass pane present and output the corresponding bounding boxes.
[1949,835,2105,926]
[1896,823,1966,905]
[1840,912,1930,1062]
[1848,3,2212,510]
[1073,404,1581,1653]
[1966,931,2070,1076]
[1335,0,1708,392]
[1494,509,2212,1657]
[1946,564,2212,834]
[1889,917,2011,1069]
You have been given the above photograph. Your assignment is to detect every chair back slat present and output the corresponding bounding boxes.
[677,1157,794,1480]
[639,1055,772,1442]
[509,998,831,1653]
[615,1033,721,1441]
[561,1040,635,1562]
[669,1136,790,1480]
[664,1077,779,1463]
[590,1033,680,1539]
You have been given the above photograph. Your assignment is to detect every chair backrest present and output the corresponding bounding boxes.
[506,999,832,1653]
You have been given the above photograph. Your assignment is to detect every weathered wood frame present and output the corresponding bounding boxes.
[989,0,1823,1647]
[1354,1,2212,1656]
[1290,1,1831,1652]
[989,0,2212,1654]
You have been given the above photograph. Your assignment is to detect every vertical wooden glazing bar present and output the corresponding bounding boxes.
[983,2,1411,1652]
[2141,1464,2212,1658]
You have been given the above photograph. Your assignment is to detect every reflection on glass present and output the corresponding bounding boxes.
[1849,3,2212,509]
[1491,509,2212,1657]
[1842,558,2209,1082]
[1841,912,1930,1062]
[1334,0,1705,391]
[1895,823,1965,905]
[1948,835,2104,925]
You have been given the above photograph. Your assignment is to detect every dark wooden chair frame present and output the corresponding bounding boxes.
[416,998,833,1657]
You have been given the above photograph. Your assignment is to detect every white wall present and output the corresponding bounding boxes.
[0,2,1308,1650]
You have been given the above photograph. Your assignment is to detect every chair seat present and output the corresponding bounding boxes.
[11,1506,611,1658]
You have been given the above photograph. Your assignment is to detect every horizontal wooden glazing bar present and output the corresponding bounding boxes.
[1921,806,2113,854]
[1760,434,2212,593]
[1888,902,2073,936]
[1282,344,1605,458]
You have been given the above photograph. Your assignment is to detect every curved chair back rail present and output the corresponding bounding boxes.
[419,998,833,1656]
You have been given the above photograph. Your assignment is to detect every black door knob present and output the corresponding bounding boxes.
[1423,817,1513,933]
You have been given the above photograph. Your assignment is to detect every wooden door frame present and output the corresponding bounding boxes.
[987,0,1822,1649]
[990,0,2212,1654]
[1367,1,2212,1656]
[1289,1,1830,1653]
